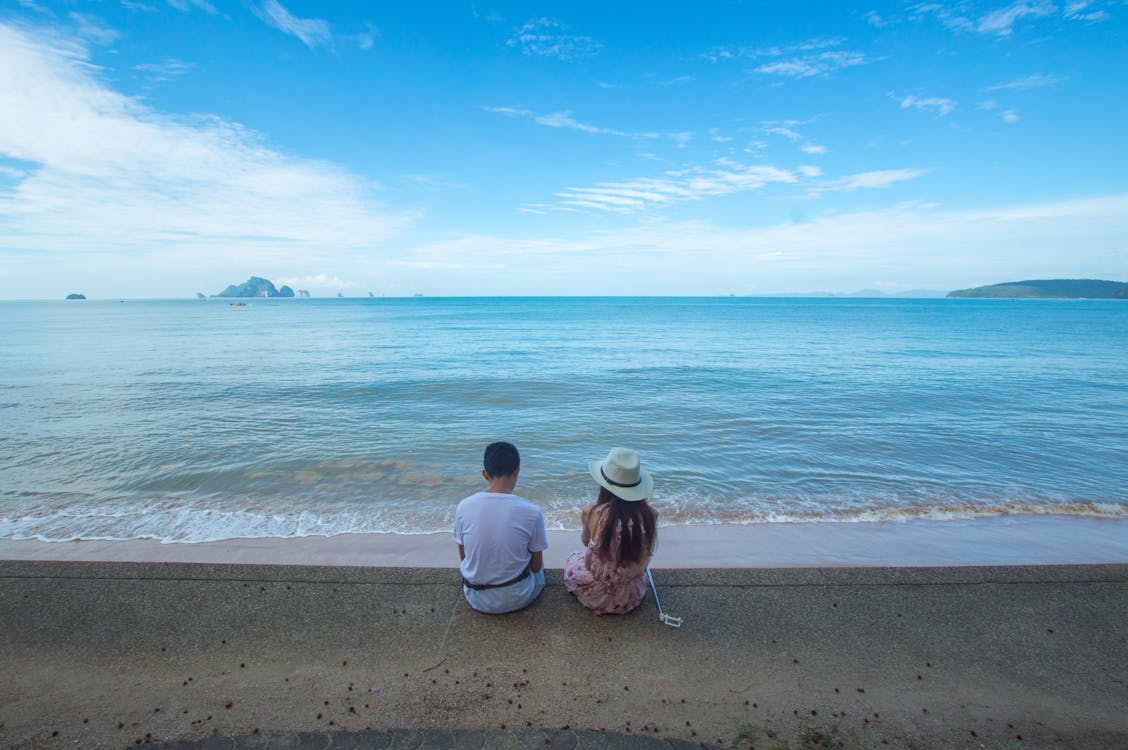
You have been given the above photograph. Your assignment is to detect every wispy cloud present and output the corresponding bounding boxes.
[977,1,1057,35]
[255,0,332,49]
[507,18,601,60]
[18,0,51,11]
[865,10,890,28]
[552,162,798,213]
[482,106,656,138]
[69,13,119,46]
[1002,109,1021,124]
[166,0,217,14]
[914,0,1106,36]
[0,23,411,268]
[811,168,928,195]
[386,194,1128,295]
[898,94,957,116]
[761,120,827,154]
[1064,0,1110,23]
[706,38,867,78]
[986,73,1066,91]
[133,58,198,81]
[763,120,806,141]
[755,49,867,78]
[276,273,356,292]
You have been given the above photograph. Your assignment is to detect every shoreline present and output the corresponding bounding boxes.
[3,514,1126,568]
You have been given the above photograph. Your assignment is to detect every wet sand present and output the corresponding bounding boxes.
[1,515,1126,568]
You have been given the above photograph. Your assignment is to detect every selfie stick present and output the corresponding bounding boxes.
[646,564,683,627]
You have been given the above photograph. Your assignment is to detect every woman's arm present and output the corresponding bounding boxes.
[580,504,594,546]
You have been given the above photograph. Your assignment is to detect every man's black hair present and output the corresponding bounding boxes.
[483,441,520,478]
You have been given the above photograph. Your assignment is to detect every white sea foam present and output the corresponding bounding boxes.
[2,493,1125,544]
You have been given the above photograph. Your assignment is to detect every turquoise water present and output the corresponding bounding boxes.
[2,297,1126,541]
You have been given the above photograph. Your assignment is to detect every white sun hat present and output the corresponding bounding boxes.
[588,447,654,502]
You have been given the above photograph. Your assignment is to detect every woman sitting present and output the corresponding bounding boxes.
[564,447,658,615]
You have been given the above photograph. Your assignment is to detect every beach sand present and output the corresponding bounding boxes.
[3,518,1127,749]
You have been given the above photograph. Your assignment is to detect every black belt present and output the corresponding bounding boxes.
[462,565,531,591]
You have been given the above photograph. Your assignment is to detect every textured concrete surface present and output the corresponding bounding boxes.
[137,728,723,750]
[2,562,1127,750]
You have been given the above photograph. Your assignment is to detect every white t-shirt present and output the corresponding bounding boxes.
[453,491,548,586]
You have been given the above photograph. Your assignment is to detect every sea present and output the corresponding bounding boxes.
[2,296,1126,544]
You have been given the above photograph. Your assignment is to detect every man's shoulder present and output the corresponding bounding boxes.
[510,494,544,516]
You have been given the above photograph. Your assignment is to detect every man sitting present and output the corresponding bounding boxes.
[453,442,547,614]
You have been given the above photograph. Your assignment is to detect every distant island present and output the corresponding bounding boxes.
[65,293,86,300]
[213,276,295,298]
[947,279,1128,299]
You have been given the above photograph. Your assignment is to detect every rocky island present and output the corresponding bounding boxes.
[947,279,1128,299]
[213,276,295,298]
[65,293,86,300]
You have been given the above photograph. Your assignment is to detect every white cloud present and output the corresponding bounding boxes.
[913,1,1085,35]
[553,162,798,213]
[1002,109,1021,124]
[133,58,198,80]
[69,13,119,46]
[507,18,601,60]
[899,94,957,116]
[764,122,804,141]
[811,168,927,195]
[755,50,867,78]
[977,1,1057,35]
[800,143,828,154]
[986,73,1066,91]
[276,273,356,292]
[667,131,693,148]
[865,10,889,27]
[384,194,1128,295]
[1064,1,1111,22]
[166,0,217,14]
[797,165,823,177]
[255,0,332,49]
[18,0,50,11]
[704,38,867,78]
[0,23,412,272]
[482,106,656,139]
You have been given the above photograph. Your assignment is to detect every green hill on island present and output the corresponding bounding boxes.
[947,279,1128,299]
[214,276,294,298]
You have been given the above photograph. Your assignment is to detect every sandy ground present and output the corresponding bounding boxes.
[2,515,1127,568]
[2,558,1127,750]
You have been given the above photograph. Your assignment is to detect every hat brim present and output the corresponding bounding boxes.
[588,459,653,502]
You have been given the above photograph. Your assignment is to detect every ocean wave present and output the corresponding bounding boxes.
[2,494,1124,544]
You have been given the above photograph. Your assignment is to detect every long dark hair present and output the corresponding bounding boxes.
[595,486,657,564]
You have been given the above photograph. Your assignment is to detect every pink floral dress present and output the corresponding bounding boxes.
[563,508,650,615]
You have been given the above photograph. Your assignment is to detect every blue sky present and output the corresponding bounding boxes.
[1,1,1125,298]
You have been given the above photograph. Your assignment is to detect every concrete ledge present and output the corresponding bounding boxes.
[3,561,1127,749]
[138,728,724,750]
[3,559,1127,586]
